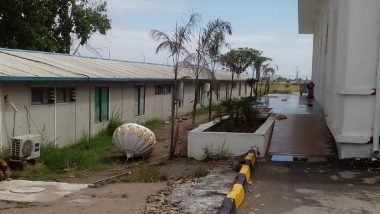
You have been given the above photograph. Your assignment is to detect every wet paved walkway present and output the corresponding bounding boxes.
[239,161,380,214]
[266,94,336,157]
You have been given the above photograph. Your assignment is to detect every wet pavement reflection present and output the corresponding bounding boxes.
[266,93,322,115]
[265,93,336,157]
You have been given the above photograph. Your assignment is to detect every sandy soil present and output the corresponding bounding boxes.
[150,112,216,161]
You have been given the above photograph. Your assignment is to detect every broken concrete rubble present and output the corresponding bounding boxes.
[144,167,235,214]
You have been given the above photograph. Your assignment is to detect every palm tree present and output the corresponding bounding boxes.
[150,13,200,159]
[206,20,232,121]
[260,64,277,95]
[252,53,271,98]
[187,18,232,125]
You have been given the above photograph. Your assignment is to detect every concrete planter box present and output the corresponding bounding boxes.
[188,118,275,160]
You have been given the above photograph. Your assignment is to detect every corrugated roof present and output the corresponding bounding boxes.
[0,48,249,82]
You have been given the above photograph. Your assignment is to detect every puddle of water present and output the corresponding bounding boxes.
[338,171,358,179]
[362,176,380,184]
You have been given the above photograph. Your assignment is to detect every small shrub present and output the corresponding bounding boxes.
[17,120,122,180]
[13,163,66,181]
[285,83,290,88]
[202,143,232,161]
[0,147,10,159]
[219,97,259,124]
[107,111,123,136]
[40,124,117,174]
[132,166,167,182]
[41,139,98,172]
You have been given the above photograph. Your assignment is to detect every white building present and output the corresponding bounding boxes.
[0,48,248,149]
[299,0,380,158]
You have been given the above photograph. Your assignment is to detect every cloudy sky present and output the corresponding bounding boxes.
[77,0,313,79]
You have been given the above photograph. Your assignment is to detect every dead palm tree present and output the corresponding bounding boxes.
[150,13,200,159]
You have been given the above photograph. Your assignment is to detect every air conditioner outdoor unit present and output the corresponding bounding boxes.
[10,134,41,162]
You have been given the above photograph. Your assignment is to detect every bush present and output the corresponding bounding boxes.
[0,147,10,159]
[219,97,259,124]
[120,166,167,182]
[40,121,118,174]
[202,143,232,161]
[107,111,123,136]
[134,166,167,182]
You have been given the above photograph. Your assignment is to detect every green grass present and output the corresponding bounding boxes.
[13,163,67,181]
[140,118,165,132]
[268,83,299,94]
[16,115,123,181]
[195,104,222,116]
[256,82,300,96]
[0,147,10,159]
[40,131,115,173]
[99,165,168,184]
[131,166,168,182]
[13,115,168,181]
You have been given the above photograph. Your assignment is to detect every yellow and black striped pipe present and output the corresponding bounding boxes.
[219,149,257,214]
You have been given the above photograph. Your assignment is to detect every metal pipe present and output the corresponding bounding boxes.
[88,80,92,144]
[54,84,57,146]
[373,31,380,155]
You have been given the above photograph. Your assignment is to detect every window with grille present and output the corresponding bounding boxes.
[155,84,171,95]
[31,87,75,105]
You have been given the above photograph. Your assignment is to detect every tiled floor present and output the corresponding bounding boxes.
[267,94,336,157]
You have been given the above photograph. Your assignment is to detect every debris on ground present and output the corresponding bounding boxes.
[144,167,235,214]
[270,113,287,120]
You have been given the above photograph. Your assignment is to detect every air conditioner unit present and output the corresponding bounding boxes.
[10,134,41,162]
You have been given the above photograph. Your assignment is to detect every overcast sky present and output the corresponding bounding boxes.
[77,0,313,79]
